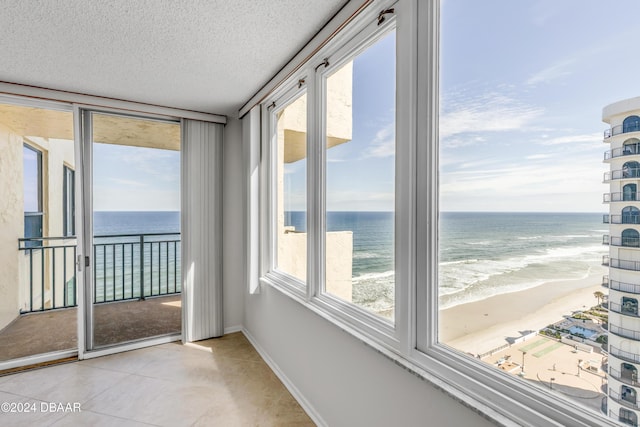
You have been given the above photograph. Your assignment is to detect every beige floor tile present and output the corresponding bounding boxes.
[52,410,157,427]
[0,390,67,427]
[0,363,129,404]
[0,333,315,427]
[82,373,220,427]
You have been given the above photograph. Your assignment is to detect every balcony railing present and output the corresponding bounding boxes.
[605,123,640,139]
[605,143,640,160]
[610,389,640,411]
[611,346,640,364]
[605,214,640,225]
[609,278,640,295]
[605,168,640,181]
[604,193,640,203]
[605,235,640,247]
[610,367,640,387]
[606,257,640,271]
[18,236,77,313]
[610,302,640,318]
[93,233,181,304]
[611,409,639,427]
[18,233,181,314]
[610,324,640,341]
[603,275,610,287]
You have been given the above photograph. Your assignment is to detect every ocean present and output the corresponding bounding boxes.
[439,212,607,309]
[92,211,181,302]
[92,211,606,312]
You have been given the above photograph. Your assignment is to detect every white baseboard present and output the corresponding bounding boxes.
[223,325,243,334]
[241,328,327,427]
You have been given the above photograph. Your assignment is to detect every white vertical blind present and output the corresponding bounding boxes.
[181,119,224,342]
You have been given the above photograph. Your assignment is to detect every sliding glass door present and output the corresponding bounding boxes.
[83,111,182,351]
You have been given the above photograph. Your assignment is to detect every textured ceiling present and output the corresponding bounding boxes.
[0,0,346,116]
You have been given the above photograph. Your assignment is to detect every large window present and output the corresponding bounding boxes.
[323,29,396,319]
[272,91,308,283]
[263,6,398,326]
[23,143,43,246]
[257,1,614,425]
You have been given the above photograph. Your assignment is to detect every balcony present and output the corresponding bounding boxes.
[611,409,640,427]
[604,193,640,203]
[605,257,640,271]
[605,168,640,182]
[611,367,640,388]
[610,389,640,411]
[3,233,182,360]
[605,214,640,225]
[604,235,640,247]
[604,121,640,139]
[611,346,640,364]
[604,143,640,160]
[605,123,640,139]
[610,324,640,341]
[609,278,640,295]
[610,302,640,318]
[18,232,181,312]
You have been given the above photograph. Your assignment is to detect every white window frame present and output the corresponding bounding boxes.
[258,0,615,425]
[261,83,310,299]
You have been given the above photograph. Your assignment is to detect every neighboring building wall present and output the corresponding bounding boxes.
[0,124,24,329]
[604,97,640,425]
[0,122,75,329]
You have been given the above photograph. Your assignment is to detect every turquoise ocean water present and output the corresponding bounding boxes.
[94,211,606,310]
[439,212,607,309]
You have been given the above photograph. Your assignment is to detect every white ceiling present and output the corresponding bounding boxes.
[0,0,347,116]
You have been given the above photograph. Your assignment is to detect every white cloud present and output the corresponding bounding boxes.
[526,58,575,85]
[365,123,395,158]
[440,92,543,140]
[539,132,602,145]
[526,154,553,160]
[109,178,147,187]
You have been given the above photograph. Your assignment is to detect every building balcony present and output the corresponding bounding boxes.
[605,214,640,225]
[604,193,640,203]
[611,409,639,427]
[604,235,640,247]
[604,144,640,160]
[610,324,640,341]
[611,367,640,388]
[611,302,640,318]
[605,168,640,182]
[605,257,640,271]
[609,278,640,295]
[611,345,640,364]
[610,389,640,411]
[605,123,640,139]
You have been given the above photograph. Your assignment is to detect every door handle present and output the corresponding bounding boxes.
[77,255,90,271]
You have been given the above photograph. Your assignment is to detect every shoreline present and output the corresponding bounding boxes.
[439,269,606,355]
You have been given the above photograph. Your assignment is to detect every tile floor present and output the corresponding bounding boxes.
[0,333,314,426]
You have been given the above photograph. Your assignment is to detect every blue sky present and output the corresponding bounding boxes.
[440,0,640,212]
[93,1,640,213]
[93,143,180,211]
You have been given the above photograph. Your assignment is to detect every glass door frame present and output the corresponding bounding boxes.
[78,107,183,359]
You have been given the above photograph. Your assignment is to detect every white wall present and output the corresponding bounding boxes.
[243,286,497,427]
[222,117,245,331]
[221,122,496,427]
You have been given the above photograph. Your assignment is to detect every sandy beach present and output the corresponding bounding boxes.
[439,270,606,356]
